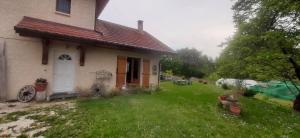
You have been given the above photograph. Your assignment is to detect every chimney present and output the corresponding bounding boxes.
[138,20,144,32]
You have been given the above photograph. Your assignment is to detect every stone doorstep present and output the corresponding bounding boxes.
[48,92,79,101]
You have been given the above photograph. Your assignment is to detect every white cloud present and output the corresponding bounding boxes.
[100,0,235,58]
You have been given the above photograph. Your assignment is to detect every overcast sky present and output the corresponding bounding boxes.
[100,0,236,58]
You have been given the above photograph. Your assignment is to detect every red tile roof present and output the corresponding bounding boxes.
[95,20,173,53]
[15,16,174,53]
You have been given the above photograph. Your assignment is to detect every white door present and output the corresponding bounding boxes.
[53,51,75,93]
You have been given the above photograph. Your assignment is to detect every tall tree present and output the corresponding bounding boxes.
[217,0,300,110]
[233,0,300,80]
[161,48,215,78]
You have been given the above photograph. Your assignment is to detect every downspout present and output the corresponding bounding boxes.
[158,61,161,87]
[0,39,7,101]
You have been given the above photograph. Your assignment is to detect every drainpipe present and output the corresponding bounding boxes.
[0,39,7,101]
[158,61,161,87]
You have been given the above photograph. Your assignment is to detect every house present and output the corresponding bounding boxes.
[0,0,173,101]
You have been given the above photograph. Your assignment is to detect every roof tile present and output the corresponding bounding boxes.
[15,16,174,53]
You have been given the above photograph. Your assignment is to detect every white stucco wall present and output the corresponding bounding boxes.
[0,0,161,100]
[3,38,160,100]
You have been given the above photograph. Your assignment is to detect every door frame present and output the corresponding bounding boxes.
[126,57,141,85]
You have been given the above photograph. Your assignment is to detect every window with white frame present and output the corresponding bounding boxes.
[56,0,71,14]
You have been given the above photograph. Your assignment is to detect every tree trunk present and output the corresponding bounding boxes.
[281,48,300,80]
[294,95,300,111]
[288,58,300,111]
[288,57,300,80]
[281,48,300,111]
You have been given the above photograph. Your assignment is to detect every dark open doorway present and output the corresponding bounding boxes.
[126,57,141,87]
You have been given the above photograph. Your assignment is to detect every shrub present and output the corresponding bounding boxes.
[222,84,230,90]
[244,89,257,97]
[207,72,219,81]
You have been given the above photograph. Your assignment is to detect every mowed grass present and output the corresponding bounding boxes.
[44,82,300,138]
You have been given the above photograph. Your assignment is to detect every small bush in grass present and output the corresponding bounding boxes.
[222,84,230,90]
[244,89,257,97]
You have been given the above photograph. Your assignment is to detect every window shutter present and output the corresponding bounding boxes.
[142,59,150,88]
[116,56,127,89]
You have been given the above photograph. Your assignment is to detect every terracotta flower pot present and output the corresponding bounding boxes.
[35,82,48,92]
[220,95,227,100]
[230,104,241,115]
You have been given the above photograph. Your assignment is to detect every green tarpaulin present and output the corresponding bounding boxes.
[248,81,300,101]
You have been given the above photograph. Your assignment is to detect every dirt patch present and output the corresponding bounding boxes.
[0,101,75,137]
[0,116,35,136]
[0,101,75,117]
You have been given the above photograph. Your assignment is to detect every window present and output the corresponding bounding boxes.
[58,54,72,60]
[56,0,71,14]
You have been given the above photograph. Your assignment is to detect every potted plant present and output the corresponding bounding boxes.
[230,103,241,115]
[219,95,227,100]
[35,78,48,92]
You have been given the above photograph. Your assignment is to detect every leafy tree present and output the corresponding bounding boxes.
[216,0,300,109]
[164,70,173,77]
[230,0,300,80]
[160,55,183,76]
[161,48,215,78]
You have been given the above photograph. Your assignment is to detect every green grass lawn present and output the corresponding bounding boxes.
[42,82,300,138]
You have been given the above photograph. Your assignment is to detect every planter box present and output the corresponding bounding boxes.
[36,91,46,102]
[218,95,241,115]
[35,83,48,92]
[230,104,241,115]
[35,82,48,102]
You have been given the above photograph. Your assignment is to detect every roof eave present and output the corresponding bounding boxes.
[14,26,174,55]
